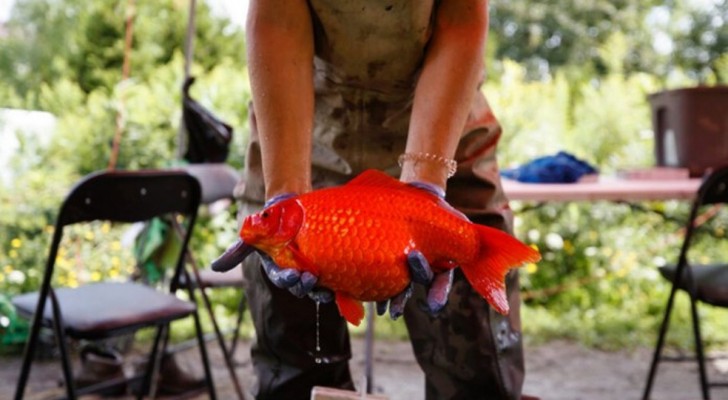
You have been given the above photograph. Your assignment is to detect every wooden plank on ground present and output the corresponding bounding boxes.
[310,386,389,400]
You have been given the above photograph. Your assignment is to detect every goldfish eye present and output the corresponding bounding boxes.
[262,212,269,218]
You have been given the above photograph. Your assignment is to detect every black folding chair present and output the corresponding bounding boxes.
[12,169,216,400]
[643,165,728,400]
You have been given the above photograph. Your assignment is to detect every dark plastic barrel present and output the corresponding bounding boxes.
[650,86,728,177]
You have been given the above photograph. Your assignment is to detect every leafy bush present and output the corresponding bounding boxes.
[2,0,727,354]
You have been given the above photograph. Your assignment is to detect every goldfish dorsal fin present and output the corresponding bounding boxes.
[346,169,442,201]
[334,292,365,326]
[346,169,404,189]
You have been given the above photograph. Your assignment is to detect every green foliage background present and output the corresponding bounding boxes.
[1,0,727,353]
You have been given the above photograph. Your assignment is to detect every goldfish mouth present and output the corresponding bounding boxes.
[211,240,255,272]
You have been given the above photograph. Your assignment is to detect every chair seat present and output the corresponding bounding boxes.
[12,282,196,340]
[659,264,728,307]
[197,266,245,288]
[180,266,245,289]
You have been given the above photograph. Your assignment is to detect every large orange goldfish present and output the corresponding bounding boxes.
[217,170,540,326]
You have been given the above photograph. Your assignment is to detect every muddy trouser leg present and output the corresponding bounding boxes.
[402,140,526,400]
[404,268,523,400]
[242,254,355,400]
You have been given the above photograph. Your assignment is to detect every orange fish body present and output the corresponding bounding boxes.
[240,170,540,326]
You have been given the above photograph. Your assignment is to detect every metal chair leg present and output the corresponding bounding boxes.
[190,306,217,400]
[228,292,247,361]
[138,324,167,400]
[193,275,244,399]
[365,302,375,394]
[49,290,77,400]
[643,281,680,400]
[689,294,710,400]
[13,288,49,400]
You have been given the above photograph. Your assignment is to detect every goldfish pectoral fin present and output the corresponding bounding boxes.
[334,293,365,326]
[287,244,320,276]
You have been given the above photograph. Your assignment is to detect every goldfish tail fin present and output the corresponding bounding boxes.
[460,225,541,315]
[334,292,365,326]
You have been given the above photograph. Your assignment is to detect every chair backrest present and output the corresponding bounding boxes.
[676,165,728,267]
[182,163,239,205]
[58,170,201,226]
[694,165,728,207]
[42,169,202,289]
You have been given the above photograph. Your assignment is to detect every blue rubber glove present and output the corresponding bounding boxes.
[407,250,454,314]
[263,251,332,301]
[375,181,454,319]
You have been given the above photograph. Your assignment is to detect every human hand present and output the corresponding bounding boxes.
[407,181,446,198]
[258,252,318,298]
[376,249,454,319]
[375,181,454,318]
[407,250,454,314]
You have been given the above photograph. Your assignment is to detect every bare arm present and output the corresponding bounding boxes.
[400,0,489,189]
[246,0,314,199]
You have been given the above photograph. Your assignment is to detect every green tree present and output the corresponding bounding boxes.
[489,0,663,79]
[665,0,728,83]
[0,0,245,106]
[488,0,727,83]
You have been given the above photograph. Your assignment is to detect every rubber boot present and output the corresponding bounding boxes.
[131,352,207,396]
[72,346,127,396]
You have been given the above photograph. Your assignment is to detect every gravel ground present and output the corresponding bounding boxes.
[2,337,727,399]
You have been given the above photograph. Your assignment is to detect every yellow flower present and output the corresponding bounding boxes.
[3,265,12,274]
[526,263,538,274]
[9,250,18,259]
[85,231,95,241]
[10,238,22,248]
[109,268,120,279]
[55,256,69,268]
[102,222,111,234]
[111,241,122,251]
[0,274,4,283]
[91,271,102,281]
[563,240,574,255]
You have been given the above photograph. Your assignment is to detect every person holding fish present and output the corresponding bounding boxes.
[214,1,539,399]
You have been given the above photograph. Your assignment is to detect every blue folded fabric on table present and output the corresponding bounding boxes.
[501,151,598,183]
